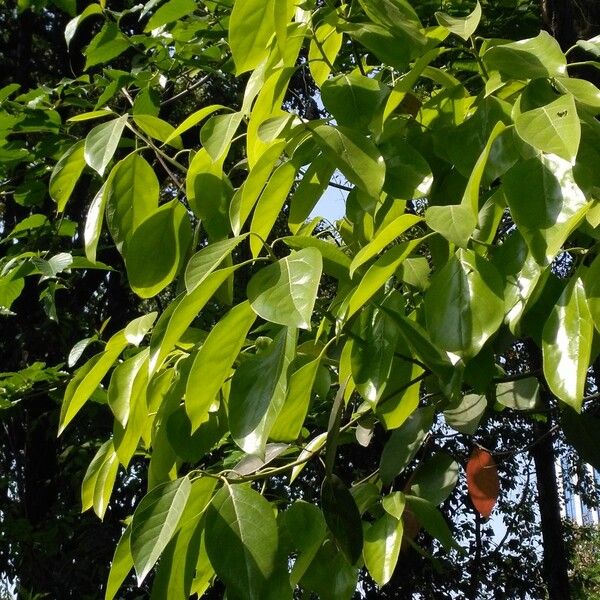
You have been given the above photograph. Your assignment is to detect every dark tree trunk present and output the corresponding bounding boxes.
[531,415,572,600]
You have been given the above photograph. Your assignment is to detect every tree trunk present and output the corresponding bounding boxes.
[531,415,572,600]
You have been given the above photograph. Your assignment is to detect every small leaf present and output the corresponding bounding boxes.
[410,453,460,506]
[49,140,86,212]
[131,476,192,584]
[466,447,499,519]
[444,393,487,434]
[435,1,481,41]
[84,115,128,176]
[200,112,243,161]
[495,377,540,410]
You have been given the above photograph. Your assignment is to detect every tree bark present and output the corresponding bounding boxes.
[531,415,572,600]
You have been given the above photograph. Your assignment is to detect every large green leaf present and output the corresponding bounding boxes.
[205,484,279,599]
[321,73,387,131]
[248,248,322,330]
[105,153,159,252]
[228,0,276,73]
[186,301,256,431]
[131,476,192,584]
[144,0,196,31]
[228,327,296,455]
[425,205,476,248]
[379,406,433,485]
[515,94,580,163]
[424,249,504,358]
[150,477,217,599]
[124,200,192,298]
[482,31,567,79]
[321,474,363,564]
[363,513,403,587]
[444,392,487,434]
[311,124,386,198]
[410,453,460,506]
[309,17,344,87]
[406,495,457,550]
[107,349,148,427]
[84,22,130,69]
[49,140,86,212]
[84,115,128,176]
[503,155,588,265]
[542,277,593,410]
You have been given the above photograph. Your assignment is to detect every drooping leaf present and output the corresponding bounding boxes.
[410,453,460,506]
[435,1,481,40]
[186,301,256,431]
[105,525,133,600]
[205,484,279,599]
[228,327,296,455]
[49,140,86,212]
[363,512,403,587]
[131,476,192,584]
[444,393,487,434]
[542,276,593,410]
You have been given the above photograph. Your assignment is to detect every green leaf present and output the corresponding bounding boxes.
[556,77,600,109]
[444,393,487,434]
[84,115,128,176]
[49,140,86,212]
[410,453,460,506]
[124,199,192,298]
[350,214,422,276]
[406,495,457,551]
[205,484,279,599]
[435,1,481,41]
[85,22,130,70]
[347,237,427,318]
[379,407,433,485]
[248,248,322,330]
[321,73,387,131]
[250,161,297,257]
[309,17,344,87]
[131,476,192,584]
[282,236,351,281]
[281,501,327,586]
[145,0,196,31]
[200,111,243,162]
[125,312,157,346]
[321,474,363,564]
[59,331,128,434]
[84,180,110,263]
[185,235,247,293]
[166,104,226,144]
[107,349,148,427]
[150,477,217,599]
[426,205,476,248]
[65,3,102,48]
[503,155,588,265]
[290,432,327,484]
[482,31,567,80]
[186,301,256,431]
[229,0,276,74]
[311,124,386,198]
[424,249,504,358]
[381,139,433,200]
[542,277,593,410]
[81,439,119,520]
[515,94,580,163]
[351,295,401,403]
[363,513,403,587]
[105,525,133,600]
[133,115,182,149]
[357,0,421,30]
[496,377,540,410]
[229,327,296,455]
[561,407,600,470]
[270,355,321,441]
[106,153,159,252]
[148,266,239,374]
[382,491,406,520]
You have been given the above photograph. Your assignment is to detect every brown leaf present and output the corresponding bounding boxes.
[466,447,499,518]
